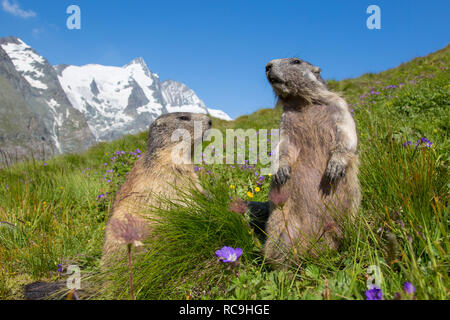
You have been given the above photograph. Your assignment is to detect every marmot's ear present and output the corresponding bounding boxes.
[313,66,322,74]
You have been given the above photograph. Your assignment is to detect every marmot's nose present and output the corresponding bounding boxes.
[265,63,273,73]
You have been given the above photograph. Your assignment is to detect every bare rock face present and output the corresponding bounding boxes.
[0,36,95,161]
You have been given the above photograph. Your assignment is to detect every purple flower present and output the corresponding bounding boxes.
[5,184,9,190]
[403,282,415,294]
[135,149,142,154]
[259,176,265,181]
[43,163,48,166]
[413,137,434,148]
[365,285,383,300]
[98,194,105,199]
[215,246,243,263]
[57,264,63,273]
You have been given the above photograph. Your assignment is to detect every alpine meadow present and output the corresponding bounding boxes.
[0,44,448,300]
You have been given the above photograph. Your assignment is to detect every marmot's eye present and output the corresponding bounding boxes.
[291,59,302,65]
[178,116,190,121]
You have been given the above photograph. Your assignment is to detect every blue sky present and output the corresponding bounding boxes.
[1,0,449,118]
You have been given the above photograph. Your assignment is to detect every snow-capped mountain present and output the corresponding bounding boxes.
[206,108,233,121]
[0,36,232,161]
[160,80,231,120]
[56,59,167,141]
[161,79,208,114]
[57,60,232,141]
[0,36,95,159]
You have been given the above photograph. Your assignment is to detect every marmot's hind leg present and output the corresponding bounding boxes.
[263,209,296,267]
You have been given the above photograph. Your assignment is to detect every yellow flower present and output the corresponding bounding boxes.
[43,201,47,206]
[255,187,261,193]
[60,187,64,190]
[247,192,254,198]
[230,184,236,190]
[268,173,273,177]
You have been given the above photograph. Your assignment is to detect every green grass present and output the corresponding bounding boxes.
[0,46,448,300]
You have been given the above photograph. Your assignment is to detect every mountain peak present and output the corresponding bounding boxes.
[124,57,148,69]
[0,36,24,46]
[123,57,158,78]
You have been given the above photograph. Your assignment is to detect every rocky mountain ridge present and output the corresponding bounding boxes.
[0,36,232,161]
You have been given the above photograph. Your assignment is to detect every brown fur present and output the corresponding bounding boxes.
[102,112,211,264]
[264,58,361,266]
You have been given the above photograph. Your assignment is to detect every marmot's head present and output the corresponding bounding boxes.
[266,58,326,101]
[146,112,212,155]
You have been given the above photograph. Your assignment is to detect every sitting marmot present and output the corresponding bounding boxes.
[264,58,361,265]
[102,112,211,263]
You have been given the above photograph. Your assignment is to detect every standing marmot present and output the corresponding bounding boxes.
[264,58,361,265]
[102,112,212,263]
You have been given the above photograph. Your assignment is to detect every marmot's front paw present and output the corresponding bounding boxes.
[325,158,347,182]
[274,165,291,185]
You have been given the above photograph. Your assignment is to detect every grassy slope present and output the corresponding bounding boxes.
[0,46,448,300]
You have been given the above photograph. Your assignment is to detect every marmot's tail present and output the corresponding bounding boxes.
[24,282,77,300]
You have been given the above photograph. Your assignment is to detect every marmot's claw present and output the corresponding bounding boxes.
[274,165,291,185]
[326,160,346,182]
